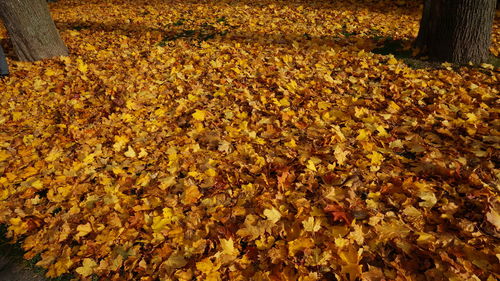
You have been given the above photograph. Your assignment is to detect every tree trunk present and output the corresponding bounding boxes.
[415,0,496,64]
[0,45,8,76]
[0,0,68,61]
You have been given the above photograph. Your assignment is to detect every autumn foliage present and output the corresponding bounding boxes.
[0,0,499,280]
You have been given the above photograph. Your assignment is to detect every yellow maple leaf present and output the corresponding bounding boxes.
[264,207,281,224]
[121,113,134,122]
[113,135,129,152]
[486,205,500,231]
[21,166,38,178]
[12,111,22,121]
[302,216,321,232]
[285,139,297,148]
[159,176,176,190]
[418,191,437,208]
[480,63,494,70]
[318,101,331,110]
[47,255,73,277]
[288,237,314,256]
[137,173,150,187]
[124,146,136,158]
[306,160,317,171]
[286,80,298,92]
[341,263,362,281]
[45,147,62,162]
[334,144,349,165]
[151,207,174,233]
[339,245,362,262]
[324,73,335,83]
[220,238,239,262]
[0,150,11,161]
[466,112,478,123]
[60,56,71,66]
[206,272,221,281]
[8,217,28,235]
[205,168,217,177]
[154,108,166,117]
[182,185,202,205]
[389,139,403,148]
[196,258,220,274]
[335,237,349,248]
[31,179,44,190]
[76,58,88,73]
[138,148,149,158]
[367,151,384,165]
[416,232,435,245]
[278,97,290,107]
[356,129,370,141]
[387,55,398,65]
[192,110,207,121]
[45,69,57,76]
[387,101,401,113]
[76,223,92,238]
[376,125,389,137]
[76,258,97,277]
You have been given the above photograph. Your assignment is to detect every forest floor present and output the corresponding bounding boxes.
[0,226,48,281]
[0,0,499,280]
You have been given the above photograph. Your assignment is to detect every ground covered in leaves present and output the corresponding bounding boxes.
[0,0,499,280]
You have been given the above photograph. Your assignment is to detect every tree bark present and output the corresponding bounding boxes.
[415,0,496,64]
[0,45,8,76]
[0,0,68,61]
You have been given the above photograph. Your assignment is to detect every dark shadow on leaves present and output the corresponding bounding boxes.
[55,19,397,55]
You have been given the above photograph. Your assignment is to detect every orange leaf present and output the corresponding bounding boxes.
[324,204,352,225]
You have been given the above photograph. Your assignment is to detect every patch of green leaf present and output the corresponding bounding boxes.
[216,16,227,23]
[70,25,90,31]
[159,17,235,46]
[488,55,500,69]
[371,37,440,69]
[372,37,409,56]
[341,25,357,37]
[173,18,186,26]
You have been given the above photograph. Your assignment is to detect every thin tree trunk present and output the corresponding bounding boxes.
[0,0,68,61]
[415,0,496,64]
[0,45,8,76]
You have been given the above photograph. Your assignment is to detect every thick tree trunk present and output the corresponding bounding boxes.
[415,0,496,64]
[0,0,68,61]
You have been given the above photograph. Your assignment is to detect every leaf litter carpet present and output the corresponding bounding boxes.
[0,0,499,280]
